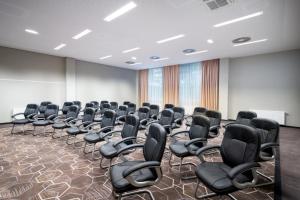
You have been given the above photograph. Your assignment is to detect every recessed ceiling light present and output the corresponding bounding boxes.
[25,29,39,35]
[130,62,142,66]
[72,29,92,40]
[182,49,196,54]
[213,11,263,28]
[131,57,137,60]
[104,1,137,22]
[156,34,185,44]
[232,37,251,44]
[185,50,208,55]
[99,55,112,60]
[122,47,140,53]
[154,57,169,61]
[54,43,66,50]
[233,39,268,46]
[150,56,160,60]
[207,39,214,44]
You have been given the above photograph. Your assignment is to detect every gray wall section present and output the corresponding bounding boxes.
[0,46,66,123]
[228,50,300,127]
[75,60,137,106]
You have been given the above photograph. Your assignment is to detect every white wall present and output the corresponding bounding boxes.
[75,60,137,106]
[219,58,229,119]
[228,50,300,127]
[0,46,66,122]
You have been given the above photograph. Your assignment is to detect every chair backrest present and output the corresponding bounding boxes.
[123,101,130,106]
[128,103,136,113]
[84,103,94,110]
[149,104,160,116]
[44,104,59,118]
[164,104,174,109]
[142,102,150,107]
[221,124,260,168]
[116,105,128,117]
[101,103,111,114]
[61,102,74,115]
[73,101,82,109]
[193,107,207,115]
[24,104,39,118]
[39,101,52,113]
[159,109,174,126]
[82,107,95,123]
[66,105,80,119]
[173,107,185,121]
[101,110,116,128]
[205,110,222,127]
[236,111,257,126]
[189,115,210,147]
[250,118,279,145]
[121,115,140,144]
[137,107,150,121]
[90,101,99,109]
[110,102,118,110]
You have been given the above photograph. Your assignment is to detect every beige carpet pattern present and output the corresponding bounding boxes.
[0,124,274,200]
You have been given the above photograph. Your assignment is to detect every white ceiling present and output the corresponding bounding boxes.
[0,0,299,70]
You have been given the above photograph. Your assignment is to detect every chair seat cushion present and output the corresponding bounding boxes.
[52,122,68,129]
[84,132,105,143]
[111,160,156,193]
[100,141,127,159]
[12,119,30,124]
[33,120,50,126]
[195,162,249,194]
[66,127,88,135]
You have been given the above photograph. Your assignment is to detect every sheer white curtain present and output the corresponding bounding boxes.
[148,67,163,108]
[179,62,202,114]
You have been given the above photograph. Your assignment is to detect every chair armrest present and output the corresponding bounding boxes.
[185,138,207,147]
[210,125,220,130]
[259,142,279,161]
[101,130,122,139]
[97,126,114,134]
[83,122,101,129]
[150,114,158,119]
[113,137,137,147]
[261,142,279,150]
[170,130,189,137]
[63,117,75,122]
[123,161,161,177]
[140,118,148,125]
[163,124,171,129]
[174,118,183,124]
[146,120,159,126]
[26,113,37,119]
[196,145,221,162]
[47,114,57,120]
[116,144,144,155]
[11,113,24,118]
[117,115,126,121]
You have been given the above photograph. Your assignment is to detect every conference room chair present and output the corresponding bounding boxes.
[99,114,140,171]
[185,107,207,127]
[137,106,150,129]
[123,101,130,106]
[110,101,118,110]
[149,104,160,120]
[37,101,52,118]
[60,101,74,116]
[127,103,136,114]
[52,105,80,138]
[142,102,150,107]
[194,124,261,199]
[116,105,128,124]
[83,110,116,159]
[172,106,185,129]
[251,118,279,187]
[205,110,222,138]
[94,103,111,122]
[73,101,82,109]
[169,115,210,180]
[164,103,174,109]
[11,103,38,134]
[224,111,257,128]
[90,101,100,112]
[110,123,167,200]
[32,104,59,136]
[146,109,174,134]
[66,107,96,146]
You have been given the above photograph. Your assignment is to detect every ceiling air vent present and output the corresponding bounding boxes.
[203,0,234,10]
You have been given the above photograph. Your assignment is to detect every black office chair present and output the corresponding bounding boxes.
[224,111,257,128]
[73,101,82,109]
[66,107,96,146]
[11,104,38,134]
[52,105,80,138]
[110,102,118,110]
[90,101,99,112]
[123,101,130,106]
[83,110,116,159]
[60,101,74,115]
[149,104,160,120]
[186,107,207,127]
[137,106,150,129]
[172,107,185,129]
[32,104,59,136]
[164,103,174,109]
[142,102,150,107]
[251,118,279,187]
[194,124,261,199]
[100,103,111,115]
[146,109,174,134]
[110,123,167,200]
[38,101,52,118]
[80,102,95,116]
[116,105,128,124]
[206,110,222,138]
[128,103,136,114]
[169,115,210,180]
[99,115,140,170]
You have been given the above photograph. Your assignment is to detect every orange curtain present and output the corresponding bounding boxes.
[139,69,148,106]
[163,65,179,106]
[201,59,219,110]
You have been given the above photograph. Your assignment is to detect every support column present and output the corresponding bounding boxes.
[65,57,76,101]
[219,58,229,119]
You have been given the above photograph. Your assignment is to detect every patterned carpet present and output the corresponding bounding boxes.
[0,123,274,200]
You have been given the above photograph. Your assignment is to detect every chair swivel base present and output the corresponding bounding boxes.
[169,153,197,180]
[255,171,274,187]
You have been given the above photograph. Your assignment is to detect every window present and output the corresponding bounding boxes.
[148,67,163,108]
[179,62,202,114]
